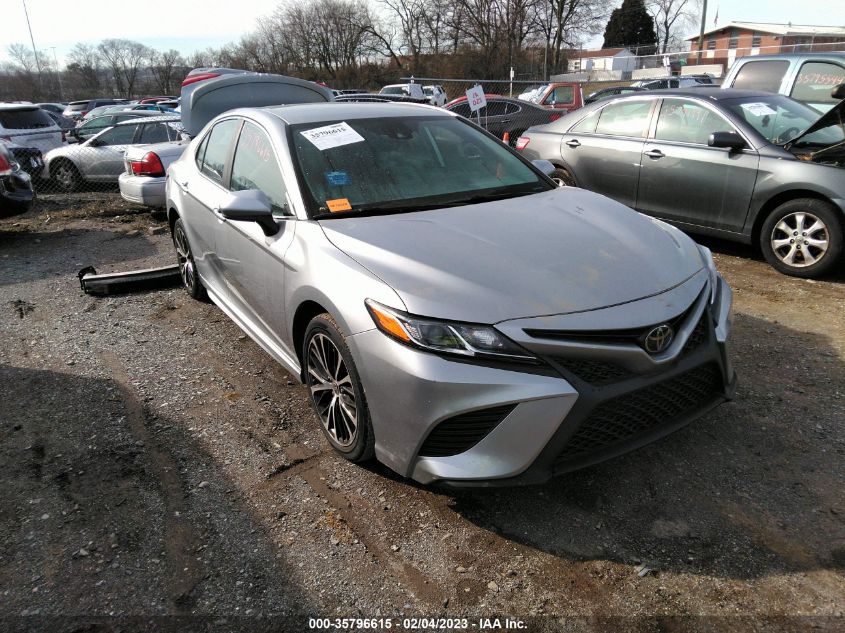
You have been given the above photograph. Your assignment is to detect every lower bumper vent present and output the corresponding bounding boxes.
[418,404,517,457]
[554,363,722,465]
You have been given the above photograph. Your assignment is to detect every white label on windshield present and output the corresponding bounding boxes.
[741,102,778,117]
[300,121,365,150]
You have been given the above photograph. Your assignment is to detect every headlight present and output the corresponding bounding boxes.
[697,245,719,305]
[365,299,536,362]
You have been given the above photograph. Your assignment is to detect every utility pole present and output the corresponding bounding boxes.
[21,0,44,90]
[51,47,65,101]
[696,0,709,64]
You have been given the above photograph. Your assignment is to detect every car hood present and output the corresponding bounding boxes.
[320,188,705,323]
[784,97,845,149]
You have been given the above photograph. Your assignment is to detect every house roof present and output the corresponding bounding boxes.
[573,48,630,59]
[686,21,845,40]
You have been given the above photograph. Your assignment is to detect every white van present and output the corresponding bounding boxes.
[379,83,426,100]
[0,104,64,155]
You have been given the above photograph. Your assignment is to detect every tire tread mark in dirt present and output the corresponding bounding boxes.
[100,350,204,610]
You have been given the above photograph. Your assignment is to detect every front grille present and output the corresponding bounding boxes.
[554,363,722,466]
[551,357,630,385]
[683,311,709,353]
[418,404,516,457]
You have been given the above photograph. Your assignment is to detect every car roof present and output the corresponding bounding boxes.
[261,102,448,125]
[610,87,780,101]
[0,103,41,111]
[732,52,845,61]
[115,114,181,126]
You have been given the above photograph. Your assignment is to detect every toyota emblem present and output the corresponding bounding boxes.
[644,324,674,354]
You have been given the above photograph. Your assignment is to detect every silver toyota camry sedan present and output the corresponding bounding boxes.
[165,102,736,485]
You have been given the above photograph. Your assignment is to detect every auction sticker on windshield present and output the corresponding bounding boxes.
[741,102,778,117]
[326,198,352,212]
[301,122,365,150]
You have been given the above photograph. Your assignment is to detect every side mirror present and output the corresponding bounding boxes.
[88,137,103,147]
[532,159,557,177]
[708,131,746,152]
[831,83,845,100]
[216,189,278,236]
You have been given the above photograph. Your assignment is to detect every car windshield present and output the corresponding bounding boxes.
[722,95,845,146]
[290,116,551,218]
[380,86,404,95]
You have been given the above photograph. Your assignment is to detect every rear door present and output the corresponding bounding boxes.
[637,97,759,233]
[559,98,656,208]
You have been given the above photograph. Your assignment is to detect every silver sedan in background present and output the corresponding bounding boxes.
[165,102,735,485]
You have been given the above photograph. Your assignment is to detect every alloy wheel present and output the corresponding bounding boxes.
[770,211,829,268]
[173,223,197,292]
[306,333,357,447]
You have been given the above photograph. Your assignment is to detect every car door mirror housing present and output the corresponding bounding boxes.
[88,137,103,147]
[831,83,845,100]
[531,159,557,177]
[217,189,279,236]
[708,131,746,152]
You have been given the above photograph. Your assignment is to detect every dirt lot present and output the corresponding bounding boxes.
[1,194,843,632]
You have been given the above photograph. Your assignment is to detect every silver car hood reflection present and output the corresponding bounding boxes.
[320,188,704,323]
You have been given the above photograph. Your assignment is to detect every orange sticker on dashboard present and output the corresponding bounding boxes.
[326,198,352,212]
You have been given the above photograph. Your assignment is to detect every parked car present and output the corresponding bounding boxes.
[423,85,447,106]
[445,95,563,145]
[584,86,647,104]
[517,87,845,278]
[0,141,35,216]
[0,104,64,155]
[164,95,734,485]
[67,112,159,144]
[3,141,44,179]
[379,83,426,100]
[36,102,68,115]
[62,99,128,121]
[81,102,139,121]
[43,109,76,131]
[722,52,845,112]
[45,116,182,192]
[120,72,333,210]
[529,82,584,112]
[138,96,176,104]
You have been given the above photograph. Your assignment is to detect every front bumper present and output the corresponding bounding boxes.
[347,270,735,486]
[0,170,35,215]
[118,173,166,208]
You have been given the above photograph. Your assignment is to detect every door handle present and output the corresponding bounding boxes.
[565,139,581,148]
[500,118,511,123]
[644,149,665,159]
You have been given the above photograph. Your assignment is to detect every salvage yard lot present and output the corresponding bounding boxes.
[1,195,844,630]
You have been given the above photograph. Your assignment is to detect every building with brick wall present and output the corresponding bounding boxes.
[686,21,845,68]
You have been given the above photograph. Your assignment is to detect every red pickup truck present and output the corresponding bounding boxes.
[530,82,584,112]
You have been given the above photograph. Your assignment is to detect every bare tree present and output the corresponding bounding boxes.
[97,38,153,97]
[149,49,185,95]
[649,0,697,53]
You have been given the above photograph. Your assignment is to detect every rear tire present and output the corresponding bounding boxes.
[303,313,375,463]
[172,218,207,300]
[760,198,843,278]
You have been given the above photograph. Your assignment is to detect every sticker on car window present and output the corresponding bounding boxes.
[740,102,778,117]
[326,198,352,212]
[325,171,351,186]
[301,122,364,151]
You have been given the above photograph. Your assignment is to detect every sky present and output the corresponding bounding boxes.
[1,0,843,67]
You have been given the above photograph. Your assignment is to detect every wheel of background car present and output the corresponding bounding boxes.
[760,198,843,278]
[52,160,83,192]
[172,218,207,300]
[551,167,576,187]
[304,313,375,462]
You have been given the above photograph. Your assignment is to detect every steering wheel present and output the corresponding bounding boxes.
[777,127,801,143]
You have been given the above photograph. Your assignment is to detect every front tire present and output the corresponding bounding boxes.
[303,314,375,462]
[52,160,82,193]
[760,199,843,278]
[172,218,207,300]
[551,167,576,187]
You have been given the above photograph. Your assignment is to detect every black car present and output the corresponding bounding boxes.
[584,86,646,105]
[0,143,35,216]
[445,96,563,145]
[519,87,845,278]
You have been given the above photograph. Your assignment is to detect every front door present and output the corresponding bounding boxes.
[637,98,759,233]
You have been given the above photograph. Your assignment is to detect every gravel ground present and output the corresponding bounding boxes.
[1,194,843,632]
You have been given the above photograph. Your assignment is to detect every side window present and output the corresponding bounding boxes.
[485,102,508,116]
[230,122,288,214]
[595,100,653,137]
[195,134,209,170]
[452,104,472,117]
[546,86,574,104]
[199,119,241,184]
[94,125,137,146]
[138,123,169,144]
[790,62,845,106]
[731,60,789,92]
[655,99,736,145]
[570,108,600,134]
[504,102,521,115]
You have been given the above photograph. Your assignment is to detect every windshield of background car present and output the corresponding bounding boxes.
[723,95,844,146]
[380,87,404,95]
[290,116,550,217]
